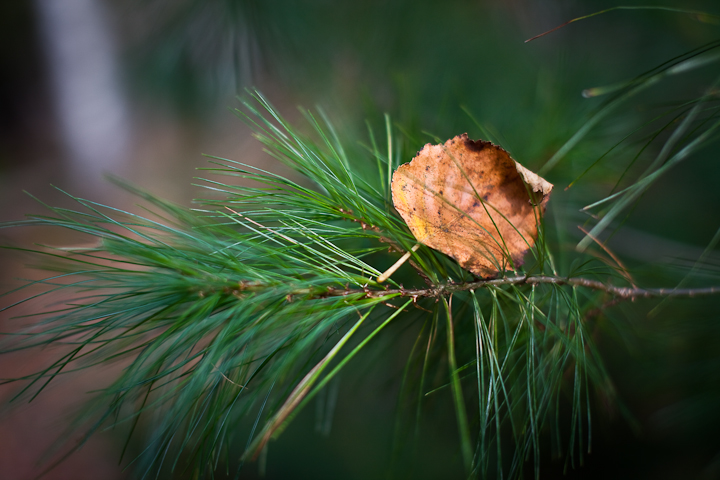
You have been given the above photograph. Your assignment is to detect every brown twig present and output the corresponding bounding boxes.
[364,275,720,299]
[205,275,720,302]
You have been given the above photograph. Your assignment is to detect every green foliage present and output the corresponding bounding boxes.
[4,4,720,479]
[0,91,599,477]
[0,86,625,478]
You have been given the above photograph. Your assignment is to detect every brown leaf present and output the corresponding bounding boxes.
[391,134,553,278]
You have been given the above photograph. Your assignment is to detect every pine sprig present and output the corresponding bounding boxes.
[1,90,719,479]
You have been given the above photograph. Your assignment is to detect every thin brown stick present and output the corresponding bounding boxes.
[207,275,720,302]
[370,275,720,299]
[525,20,572,43]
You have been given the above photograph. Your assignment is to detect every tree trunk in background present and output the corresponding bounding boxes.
[34,0,130,192]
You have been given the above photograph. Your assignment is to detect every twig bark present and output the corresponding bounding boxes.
[357,275,720,299]
[225,275,720,302]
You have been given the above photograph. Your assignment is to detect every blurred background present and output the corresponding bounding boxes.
[1,0,720,478]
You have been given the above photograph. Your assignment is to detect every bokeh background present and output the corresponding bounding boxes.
[1,0,719,478]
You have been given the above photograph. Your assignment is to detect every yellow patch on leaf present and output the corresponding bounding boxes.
[391,134,553,278]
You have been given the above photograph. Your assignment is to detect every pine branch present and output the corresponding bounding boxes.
[3,84,719,480]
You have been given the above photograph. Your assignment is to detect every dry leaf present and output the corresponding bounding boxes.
[391,134,553,278]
